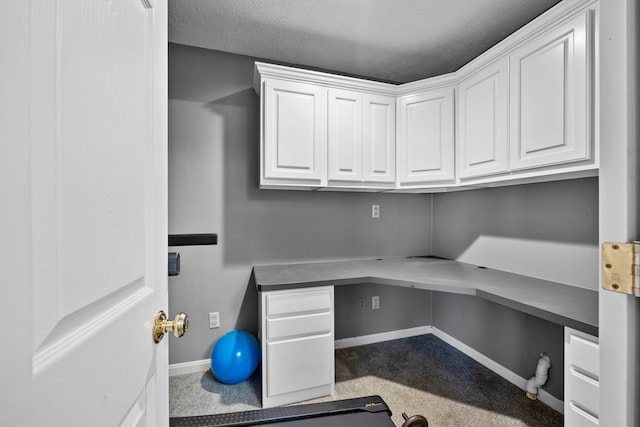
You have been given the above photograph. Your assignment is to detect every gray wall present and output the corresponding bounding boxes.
[432,292,565,399]
[335,283,432,340]
[433,178,599,290]
[167,44,433,364]
[431,178,599,401]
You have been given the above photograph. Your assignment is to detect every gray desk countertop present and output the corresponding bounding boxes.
[253,256,598,336]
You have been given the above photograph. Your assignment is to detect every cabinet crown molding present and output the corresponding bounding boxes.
[254,62,397,97]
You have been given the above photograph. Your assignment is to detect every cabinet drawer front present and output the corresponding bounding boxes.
[266,288,332,317]
[267,312,332,340]
[568,333,599,378]
[567,367,599,419]
[566,402,599,427]
[266,335,334,398]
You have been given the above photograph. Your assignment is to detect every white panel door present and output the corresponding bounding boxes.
[1,1,170,425]
[328,89,363,183]
[262,79,327,186]
[457,59,509,179]
[509,10,592,170]
[598,0,639,425]
[363,94,396,184]
[398,88,455,184]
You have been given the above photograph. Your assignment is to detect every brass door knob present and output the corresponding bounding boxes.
[153,310,189,343]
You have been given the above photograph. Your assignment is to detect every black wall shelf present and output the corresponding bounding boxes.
[168,233,218,246]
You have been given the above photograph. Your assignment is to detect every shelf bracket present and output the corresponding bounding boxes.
[602,242,640,296]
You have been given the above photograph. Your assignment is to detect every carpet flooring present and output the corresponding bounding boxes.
[169,334,563,426]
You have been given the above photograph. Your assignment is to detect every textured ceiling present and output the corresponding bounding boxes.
[169,0,562,84]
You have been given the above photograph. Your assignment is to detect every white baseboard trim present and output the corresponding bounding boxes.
[169,326,433,376]
[169,358,210,377]
[334,325,433,350]
[170,325,564,414]
[430,326,564,414]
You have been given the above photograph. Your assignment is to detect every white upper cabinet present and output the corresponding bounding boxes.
[327,90,396,187]
[397,87,455,185]
[255,63,396,190]
[457,59,509,179]
[363,94,396,184]
[509,8,593,171]
[328,89,363,183]
[253,0,598,192]
[261,78,327,188]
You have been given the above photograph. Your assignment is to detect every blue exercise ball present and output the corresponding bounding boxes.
[211,330,260,384]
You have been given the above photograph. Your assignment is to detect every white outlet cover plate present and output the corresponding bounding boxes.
[209,312,220,328]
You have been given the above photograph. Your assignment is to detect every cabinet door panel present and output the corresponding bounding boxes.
[509,11,592,170]
[458,59,509,179]
[408,100,441,172]
[263,79,327,184]
[363,94,395,183]
[328,89,363,182]
[520,42,566,153]
[266,335,334,398]
[398,88,455,184]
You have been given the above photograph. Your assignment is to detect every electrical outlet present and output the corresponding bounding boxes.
[209,312,220,329]
[358,297,366,310]
[372,296,380,310]
[372,204,380,218]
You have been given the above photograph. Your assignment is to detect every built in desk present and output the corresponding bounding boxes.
[252,256,599,408]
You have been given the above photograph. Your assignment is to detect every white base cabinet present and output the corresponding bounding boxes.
[259,286,334,408]
[565,327,600,426]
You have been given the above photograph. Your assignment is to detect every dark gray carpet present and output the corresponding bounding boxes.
[170,334,563,426]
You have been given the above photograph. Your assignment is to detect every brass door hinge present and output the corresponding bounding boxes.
[602,242,640,296]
